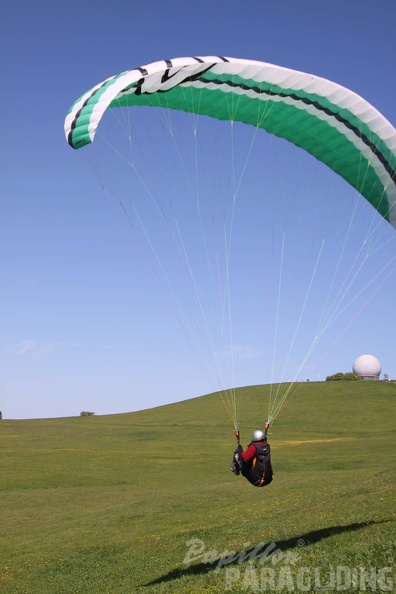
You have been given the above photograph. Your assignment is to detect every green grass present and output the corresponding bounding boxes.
[1,381,395,593]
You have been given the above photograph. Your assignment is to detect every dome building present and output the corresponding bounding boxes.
[352,354,381,380]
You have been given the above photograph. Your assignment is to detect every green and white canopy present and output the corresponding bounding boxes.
[65,56,396,228]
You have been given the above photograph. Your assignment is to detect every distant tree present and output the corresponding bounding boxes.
[326,372,361,381]
[80,411,95,416]
[326,372,343,381]
[0,411,2,420]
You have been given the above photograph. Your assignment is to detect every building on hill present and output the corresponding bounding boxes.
[352,354,381,380]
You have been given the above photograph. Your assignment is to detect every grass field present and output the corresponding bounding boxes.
[1,381,395,593]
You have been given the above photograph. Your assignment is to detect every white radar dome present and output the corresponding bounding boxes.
[352,354,381,380]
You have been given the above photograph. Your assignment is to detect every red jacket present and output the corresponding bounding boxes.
[241,441,265,462]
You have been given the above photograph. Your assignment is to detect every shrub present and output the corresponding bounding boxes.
[326,372,361,381]
[80,411,95,416]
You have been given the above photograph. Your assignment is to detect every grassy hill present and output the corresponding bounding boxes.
[1,381,395,593]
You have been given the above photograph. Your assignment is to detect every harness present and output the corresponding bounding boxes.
[241,441,273,487]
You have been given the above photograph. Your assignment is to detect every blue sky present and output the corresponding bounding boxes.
[2,0,395,419]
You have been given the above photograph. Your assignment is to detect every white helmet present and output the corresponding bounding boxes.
[252,430,265,442]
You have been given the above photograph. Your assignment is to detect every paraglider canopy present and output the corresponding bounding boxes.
[65,56,396,228]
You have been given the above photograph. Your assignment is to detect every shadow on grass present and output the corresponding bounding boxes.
[144,520,388,586]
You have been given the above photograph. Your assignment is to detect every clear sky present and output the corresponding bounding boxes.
[2,0,395,419]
